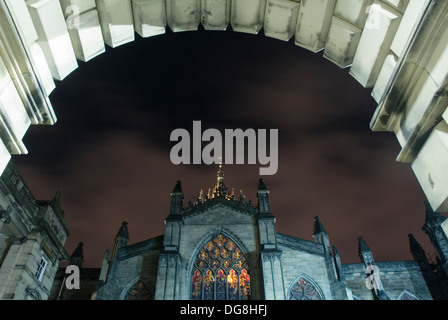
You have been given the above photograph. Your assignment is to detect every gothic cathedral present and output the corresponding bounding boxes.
[91,165,448,300]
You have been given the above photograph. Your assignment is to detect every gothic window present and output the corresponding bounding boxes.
[190,234,250,300]
[289,277,324,300]
[397,291,419,300]
[126,279,154,300]
[203,270,214,300]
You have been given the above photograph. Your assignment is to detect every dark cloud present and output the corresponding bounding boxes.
[13,27,434,267]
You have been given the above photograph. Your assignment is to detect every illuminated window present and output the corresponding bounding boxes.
[190,234,250,300]
[289,277,324,300]
[126,279,153,300]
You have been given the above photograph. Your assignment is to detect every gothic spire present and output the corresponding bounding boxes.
[53,191,62,210]
[312,216,330,253]
[423,200,446,228]
[216,163,224,185]
[69,242,84,267]
[422,200,448,268]
[71,241,84,258]
[111,221,129,260]
[358,236,371,253]
[198,188,205,203]
[172,180,183,194]
[358,236,375,267]
[313,216,327,235]
[257,179,271,215]
[239,189,245,201]
[409,234,427,260]
[169,180,184,216]
[115,221,129,241]
[332,245,345,283]
[257,178,268,191]
[214,163,229,198]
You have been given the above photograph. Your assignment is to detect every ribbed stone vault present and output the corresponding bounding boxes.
[0,0,447,211]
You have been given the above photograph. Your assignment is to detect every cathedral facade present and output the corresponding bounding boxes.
[93,165,447,300]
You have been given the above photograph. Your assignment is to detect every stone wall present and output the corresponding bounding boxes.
[277,233,333,299]
[96,235,163,300]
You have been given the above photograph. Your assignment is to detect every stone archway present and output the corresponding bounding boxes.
[0,0,447,211]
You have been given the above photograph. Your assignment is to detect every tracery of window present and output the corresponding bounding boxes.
[126,279,153,300]
[398,291,419,300]
[289,277,323,300]
[191,234,250,300]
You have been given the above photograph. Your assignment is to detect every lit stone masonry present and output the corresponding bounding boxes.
[334,0,373,29]
[412,109,448,212]
[166,0,201,32]
[324,15,362,68]
[231,0,266,34]
[295,0,336,53]
[200,0,231,31]
[26,0,78,80]
[264,0,299,41]
[132,0,167,37]
[96,0,135,48]
[350,1,403,88]
[0,53,30,156]
[59,0,105,62]
[0,0,447,211]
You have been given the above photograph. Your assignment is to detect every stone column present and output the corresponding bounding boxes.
[261,250,285,300]
[154,251,180,300]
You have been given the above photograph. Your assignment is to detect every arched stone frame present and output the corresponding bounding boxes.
[187,227,252,300]
[0,0,446,213]
[24,288,42,300]
[287,273,326,301]
[119,277,154,300]
[396,290,420,300]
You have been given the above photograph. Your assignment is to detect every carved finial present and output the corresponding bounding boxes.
[115,221,129,240]
[198,188,205,203]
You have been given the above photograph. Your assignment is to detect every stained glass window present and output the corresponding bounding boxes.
[239,269,250,300]
[190,234,250,300]
[203,270,214,300]
[289,277,323,300]
[216,270,226,300]
[126,279,153,300]
[191,270,202,300]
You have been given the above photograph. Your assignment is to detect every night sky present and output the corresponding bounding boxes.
[13,27,434,268]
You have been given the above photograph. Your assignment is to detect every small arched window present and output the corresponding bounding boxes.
[397,290,419,300]
[191,234,250,300]
[289,276,324,300]
[125,279,153,300]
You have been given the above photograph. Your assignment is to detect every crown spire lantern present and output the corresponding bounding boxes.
[214,163,229,198]
[69,242,84,267]
[111,221,129,260]
[313,216,330,253]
